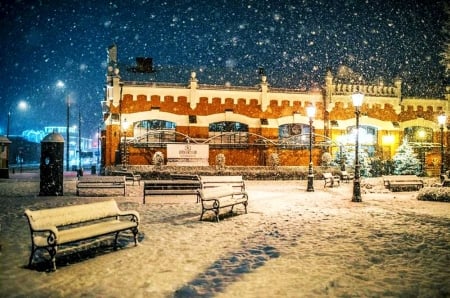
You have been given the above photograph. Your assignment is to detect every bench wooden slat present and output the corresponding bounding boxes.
[24,199,139,271]
[143,180,202,204]
[76,176,126,196]
[200,175,246,191]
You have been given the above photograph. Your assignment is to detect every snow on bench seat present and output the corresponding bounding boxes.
[24,199,139,271]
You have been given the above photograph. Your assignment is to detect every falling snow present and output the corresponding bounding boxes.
[0,0,447,136]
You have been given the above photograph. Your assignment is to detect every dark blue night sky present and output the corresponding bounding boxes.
[0,0,447,138]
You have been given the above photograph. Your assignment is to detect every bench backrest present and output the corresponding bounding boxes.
[200,176,243,183]
[198,185,235,200]
[24,199,121,230]
[78,176,125,183]
[144,180,201,190]
[323,173,333,179]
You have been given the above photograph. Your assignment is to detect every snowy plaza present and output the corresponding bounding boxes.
[0,171,449,298]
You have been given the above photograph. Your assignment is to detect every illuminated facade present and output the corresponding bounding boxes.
[101,45,449,176]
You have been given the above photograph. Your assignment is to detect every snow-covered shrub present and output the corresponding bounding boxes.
[215,153,225,171]
[268,153,280,169]
[393,138,421,175]
[152,151,164,169]
[417,187,450,202]
[321,152,332,166]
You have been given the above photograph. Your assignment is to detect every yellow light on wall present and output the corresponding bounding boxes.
[382,135,395,145]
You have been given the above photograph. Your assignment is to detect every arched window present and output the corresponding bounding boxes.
[279,123,313,146]
[404,126,433,143]
[134,119,176,143]
[208,121,248,146]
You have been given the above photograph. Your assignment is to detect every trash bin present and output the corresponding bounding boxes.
[39,132,64,196]
[91,165,96,175]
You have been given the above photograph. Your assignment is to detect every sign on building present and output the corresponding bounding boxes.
[167,144,209,166]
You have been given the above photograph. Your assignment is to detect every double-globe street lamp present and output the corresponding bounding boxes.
[306,105,316,192]
[438,113,447,178]
[352,92,364,202]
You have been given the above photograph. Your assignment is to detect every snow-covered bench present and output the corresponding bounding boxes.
[76,176,126,196]
[111,170,141,185]
[24,199,139,271]
[197,185,248,222]
[323,172,340,188]
[340,171,354,183]
[382,175,424,191]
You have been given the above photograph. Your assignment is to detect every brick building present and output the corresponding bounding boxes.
[101,45,449,176]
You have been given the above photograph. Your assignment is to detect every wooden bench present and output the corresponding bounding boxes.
[143,179,202,204]
[24,199,139,271]
[382,175,424,191]
[340,171,354,183]
[323,172,340,188]
[197,185,248,222]
[111,170,142,185]
[199,175,246,191]
[76,176,126,196]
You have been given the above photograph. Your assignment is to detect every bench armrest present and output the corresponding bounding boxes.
[117,210,140,223]
[232,191,248,200]
[30,226,59,246]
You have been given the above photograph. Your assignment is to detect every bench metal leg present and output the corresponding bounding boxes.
[114,232,120,250]
[28,245,36,268]
[132,227,139,246]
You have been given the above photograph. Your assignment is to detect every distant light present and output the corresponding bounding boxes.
[438,114,446,126]
[382,135,395,145]
[56,80,65,89]
[18,100,28,111]
[306,105,316,118]
[122,118,130,130]
[352,92,364,107]
[417,129,426,139]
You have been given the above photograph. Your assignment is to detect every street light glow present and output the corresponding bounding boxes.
[438,114,447,126]
[56,80,65,89]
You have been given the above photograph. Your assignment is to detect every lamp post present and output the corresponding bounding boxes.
[97,126,101,168]
[7,100,28,137]
[352,92,364,202]
[78,110,82,175]
[7,111,11,138]
[56,80,71,171]
[306,105,316,192]
[66,97,70,171]
[438,113,447,178]
[122,118,129,169]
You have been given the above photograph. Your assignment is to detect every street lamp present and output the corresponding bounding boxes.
[438,113,447,178]
[306,105,316,192]
[56,80,71,171]
[122,118,130,168]
[352,92,364,202]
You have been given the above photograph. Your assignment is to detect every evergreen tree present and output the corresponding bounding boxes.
[392,138,421,175]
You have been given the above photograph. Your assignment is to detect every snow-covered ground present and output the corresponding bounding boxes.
[0,172,449,298]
